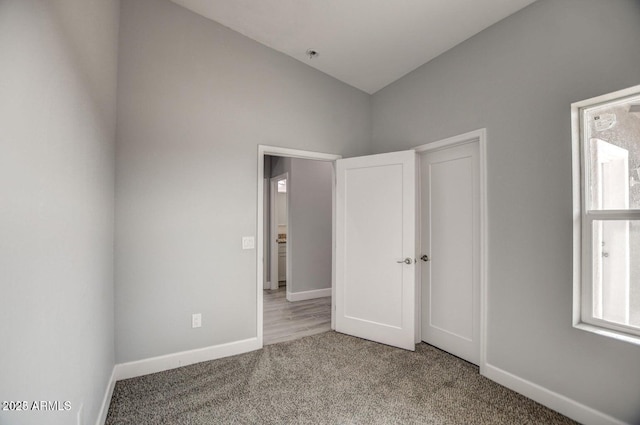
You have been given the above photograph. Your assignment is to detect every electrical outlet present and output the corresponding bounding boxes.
[192,313,202,328]
[242,236,255,250]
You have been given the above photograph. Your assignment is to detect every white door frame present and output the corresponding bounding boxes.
[256,145,341,348]
[270,172,289,291]
[413,128,488,373]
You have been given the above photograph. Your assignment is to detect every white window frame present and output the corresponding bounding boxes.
[572,84,640,345]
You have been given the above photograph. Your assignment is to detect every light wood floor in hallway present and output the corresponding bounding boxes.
[263,287,331,345]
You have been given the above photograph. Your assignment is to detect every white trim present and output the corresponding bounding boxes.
[95,368,116,425]
[114,338,260,381]
[286,287,331,302]
[574,322,640,346]
[263,178,270,290]
[571,97,583,327]
[414,128,486,153]
[413,128,488,372]
[257,145,341,349]
[285,173,292,295]
[259,145,342,161]
[414,153,421,344]
[270,172,288,291]
[483,363,626,425]
[331,161,337,331]
[478,130,489,374]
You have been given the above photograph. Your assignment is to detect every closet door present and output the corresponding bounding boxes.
[420,142,480,364]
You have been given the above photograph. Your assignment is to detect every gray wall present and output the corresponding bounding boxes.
[271,156,292,180]
[371,0,640,422]
[115,0,370,363]
[288,159,333,294]
[0,1,119,424]
[266,157,332,294]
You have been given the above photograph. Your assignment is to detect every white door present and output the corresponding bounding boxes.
[420,142,480,364]
[335,150,416,351]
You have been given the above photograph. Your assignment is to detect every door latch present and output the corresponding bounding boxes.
[420,254,430,262]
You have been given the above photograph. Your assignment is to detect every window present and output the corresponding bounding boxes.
[572,85,640,343]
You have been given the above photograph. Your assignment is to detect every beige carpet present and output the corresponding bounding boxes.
[106,331,577,424]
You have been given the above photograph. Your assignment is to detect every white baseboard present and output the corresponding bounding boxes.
[96,367,116,425]
[482,363,625,425]
[286,287,331,302]
[114,337,260,381]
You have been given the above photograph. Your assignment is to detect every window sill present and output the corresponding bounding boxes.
[574,322,640,347]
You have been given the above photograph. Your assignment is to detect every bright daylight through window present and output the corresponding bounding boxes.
[572,85,640,343]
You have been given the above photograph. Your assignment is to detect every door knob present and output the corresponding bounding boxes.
[421,255,430,262]
[396,257,413,264]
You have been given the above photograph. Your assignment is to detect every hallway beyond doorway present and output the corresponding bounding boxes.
[263,287,330,345]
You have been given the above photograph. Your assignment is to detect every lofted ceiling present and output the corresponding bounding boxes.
[170,0,538,94]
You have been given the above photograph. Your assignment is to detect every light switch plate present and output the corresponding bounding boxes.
[192,313,201,328]
[242,236,255,250]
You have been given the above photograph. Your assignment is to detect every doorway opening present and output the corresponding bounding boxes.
[259,150,339,346]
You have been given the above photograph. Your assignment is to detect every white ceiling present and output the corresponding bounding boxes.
[170,0,538,94]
